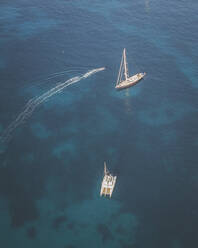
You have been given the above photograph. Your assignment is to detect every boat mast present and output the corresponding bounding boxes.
[123,48,129,80]
[116,51,124,86]
[104,162,107,175]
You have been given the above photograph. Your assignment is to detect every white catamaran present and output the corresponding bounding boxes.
[100,162,117,198]
[115,48,146,90]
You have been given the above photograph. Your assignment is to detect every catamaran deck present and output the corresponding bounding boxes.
[100,162,116,198]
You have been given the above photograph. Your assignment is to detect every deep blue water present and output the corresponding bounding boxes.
[0,0,198,247]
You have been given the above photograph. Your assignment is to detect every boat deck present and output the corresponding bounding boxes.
[116,72,146,90]
[100,175,117,197]
[101,187,111,195]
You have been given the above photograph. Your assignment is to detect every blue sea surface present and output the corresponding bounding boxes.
[0,0,198,247]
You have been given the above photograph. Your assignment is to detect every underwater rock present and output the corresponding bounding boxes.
[27,226,37,239]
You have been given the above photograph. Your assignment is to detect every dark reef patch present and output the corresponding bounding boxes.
[9,196,39,228]
[52,215,67,230]
[116,225,126,236]
[0,133,54,228]
[27,226,37,239]
[121,243,139,248]
[67,222,75,230]
[64,245,76,248]
[97,223,113,243]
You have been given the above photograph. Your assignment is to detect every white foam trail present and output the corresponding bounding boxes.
[24,69,87,91]
[0,67,105,143]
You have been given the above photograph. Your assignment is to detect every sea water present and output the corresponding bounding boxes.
[0,0,198,247]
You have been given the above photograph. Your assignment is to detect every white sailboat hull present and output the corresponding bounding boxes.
[115,72,146,90]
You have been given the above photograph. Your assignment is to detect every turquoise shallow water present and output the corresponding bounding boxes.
[0,0,198,247]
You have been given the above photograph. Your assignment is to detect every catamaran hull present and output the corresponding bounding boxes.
[100,162,117,198]
[115,73,146,90]
[100,176,117,198]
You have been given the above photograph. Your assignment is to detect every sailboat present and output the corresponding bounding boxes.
[115,48,146,90]
[100,162,117,198]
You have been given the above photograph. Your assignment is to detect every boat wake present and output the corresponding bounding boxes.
[0,67,105,145]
